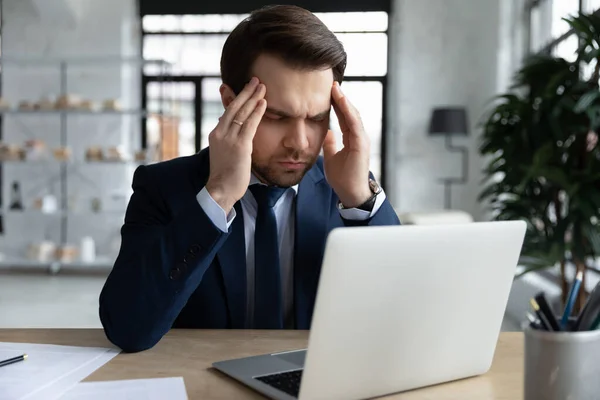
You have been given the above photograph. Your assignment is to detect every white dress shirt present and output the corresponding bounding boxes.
[196,175,386,328]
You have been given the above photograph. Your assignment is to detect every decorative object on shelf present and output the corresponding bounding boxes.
[27,241,57,263]
[80,236,96,263]
[428,107,470,209]
[91,197,102,213]
[35,96,56,110]
[105,146,126,162]
[0,144,25,161]
[55,94,82,110]
[9,181,23,210]
[0,97,11,110]
[135,150,147,162]
[55,244,78,263]
[24,140,48,161]
[103,99,121,111]
[85,146,104,162]
[41,193,58,214]
[18,101,34,111]
[53,147,72,161]
[79,100,98,111]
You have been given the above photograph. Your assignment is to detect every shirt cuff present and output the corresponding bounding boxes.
[196,187,236,233]
[338,190,387,221]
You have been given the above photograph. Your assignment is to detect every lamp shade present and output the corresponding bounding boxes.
[428,107,469,135]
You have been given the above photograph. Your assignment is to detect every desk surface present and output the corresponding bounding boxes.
[0,330,523,399]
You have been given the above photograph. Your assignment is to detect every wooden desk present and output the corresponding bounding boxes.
[0,330,523,399]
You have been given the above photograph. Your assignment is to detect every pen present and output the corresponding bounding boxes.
[561,271,583,329]
[574,280,600,331]
[526,312,542,330]
[534,293,561,331]
[0,354,27,368]
[530,298,552,331]
[589,312,600,331]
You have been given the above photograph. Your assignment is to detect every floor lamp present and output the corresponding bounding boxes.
[428,107,470,209]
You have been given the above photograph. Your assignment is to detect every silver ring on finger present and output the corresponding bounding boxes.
[233,119,244,127]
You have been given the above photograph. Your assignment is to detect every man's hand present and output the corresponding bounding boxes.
[323,81,372,208]
[206,77,267,213]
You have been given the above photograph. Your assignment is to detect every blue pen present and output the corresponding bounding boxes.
[561,270,583,329]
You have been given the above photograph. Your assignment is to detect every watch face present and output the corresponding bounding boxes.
[369,179,382,194]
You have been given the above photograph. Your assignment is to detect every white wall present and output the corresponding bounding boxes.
[0,0,140,261]
[387,0,511,221]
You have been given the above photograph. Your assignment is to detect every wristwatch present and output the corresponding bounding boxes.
[338,179,382,212]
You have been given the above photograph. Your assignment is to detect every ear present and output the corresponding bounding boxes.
[219,84,236,109]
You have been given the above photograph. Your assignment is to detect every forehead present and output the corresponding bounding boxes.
[251,53,334,115]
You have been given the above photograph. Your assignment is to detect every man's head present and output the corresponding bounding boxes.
[220,5,347,187]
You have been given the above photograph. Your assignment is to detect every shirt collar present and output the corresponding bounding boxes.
[250,174,299,195]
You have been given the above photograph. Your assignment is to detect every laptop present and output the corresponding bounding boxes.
[213,221,526,400]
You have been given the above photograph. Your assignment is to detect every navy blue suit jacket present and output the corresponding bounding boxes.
[99,148,400,352]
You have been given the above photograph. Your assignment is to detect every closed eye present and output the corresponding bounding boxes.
[265,113,285,121]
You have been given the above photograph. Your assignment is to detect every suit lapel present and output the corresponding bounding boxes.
[216,202,247,329]
[294,166,331,329]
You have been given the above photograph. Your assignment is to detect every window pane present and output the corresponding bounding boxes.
[552,0,580,38]
[329,81,383,182]
[147,81,195,101]
[553,33,578,62]
[142,15,181,33]
[314,12,388,32]
[146,82,196,161]
[143,34,227,75]
[337,33,387,76]
[201,78,224,151]
[585,0,600,13]
[181,14,248,33]
[143,16,164,32]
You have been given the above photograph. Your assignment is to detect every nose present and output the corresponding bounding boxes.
[282,120,309,151]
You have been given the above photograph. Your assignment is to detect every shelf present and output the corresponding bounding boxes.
[0,109,148,116]
[0,209,126,217]
[0,255,115,270]
[0,56,171,66]
[0,160,144,166]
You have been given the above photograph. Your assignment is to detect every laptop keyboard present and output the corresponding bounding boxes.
[256,369,303,397]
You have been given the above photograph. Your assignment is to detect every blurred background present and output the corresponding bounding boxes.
[0,0,598,331]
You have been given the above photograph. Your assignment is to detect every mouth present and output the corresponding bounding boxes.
[278,160,307,170]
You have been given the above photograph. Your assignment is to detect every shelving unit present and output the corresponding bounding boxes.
[0,56,172,273]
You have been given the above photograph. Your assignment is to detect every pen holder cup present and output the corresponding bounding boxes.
[524,324,600,400]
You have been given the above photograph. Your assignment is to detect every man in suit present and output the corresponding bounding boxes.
[99,5,400,353]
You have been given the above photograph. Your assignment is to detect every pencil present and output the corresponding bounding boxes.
[530,298,552,331]
[561,271,583,329]
[534,293,561,331]
[0,354,27,368]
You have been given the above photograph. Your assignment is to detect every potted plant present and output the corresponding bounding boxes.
[479,12,600,311]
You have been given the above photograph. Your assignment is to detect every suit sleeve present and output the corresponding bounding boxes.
[340,173,401,227]
[99,165,230,353]
[341,195,400,227]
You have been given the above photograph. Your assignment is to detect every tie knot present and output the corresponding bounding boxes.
[250,184,287,208]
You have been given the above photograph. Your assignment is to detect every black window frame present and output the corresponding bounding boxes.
[140,12,390,187]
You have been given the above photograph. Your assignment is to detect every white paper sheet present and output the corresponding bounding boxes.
[0,342,119,400]
[60,377,188,400]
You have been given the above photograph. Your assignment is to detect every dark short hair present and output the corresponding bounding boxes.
[220,5,347,95]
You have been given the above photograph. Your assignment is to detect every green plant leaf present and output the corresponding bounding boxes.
[575,91,600,113]
[539,167,572,189]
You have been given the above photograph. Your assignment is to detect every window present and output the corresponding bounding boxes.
[142,12,389,184]
[551,0,581,61]
[584,0,600,13]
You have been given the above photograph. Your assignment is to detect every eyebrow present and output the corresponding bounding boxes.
[266,107,330,120]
